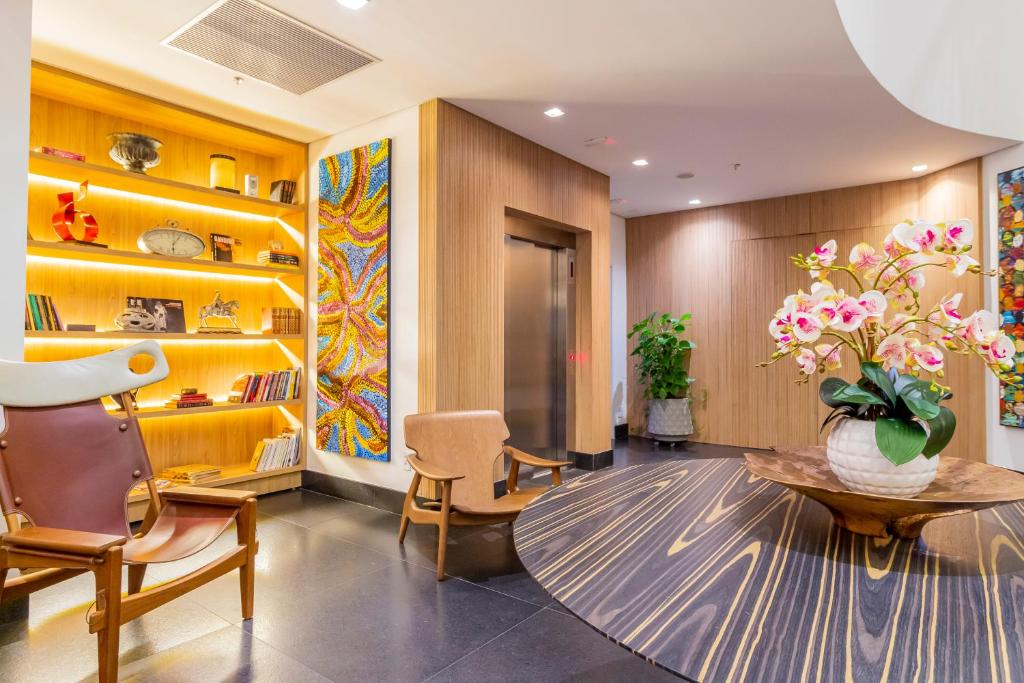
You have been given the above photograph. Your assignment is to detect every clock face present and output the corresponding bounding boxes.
[138,228,206,258]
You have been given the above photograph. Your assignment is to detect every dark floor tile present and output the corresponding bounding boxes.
[257,488,367,528]
[119,625,331,682]
[444,524,557,607]
[426,607,680,682]
[244,561,542,682]
[308,504,486,572]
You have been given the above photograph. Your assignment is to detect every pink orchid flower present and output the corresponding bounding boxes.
[857,290,887,320]
[942,219,974,250]
[947,252,978,277]
[849,242,884,272]
[807,239,837,278]
[984,332,1016,369]
[830,297,868,332]
[814,343,843,371]
[892,219,941,254]
[962,310,997,345]
[795,347,818,375]
[792,311,824,343]
[876,333,914,371]
[910,340,944,373]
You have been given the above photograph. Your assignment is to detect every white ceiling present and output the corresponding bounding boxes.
[30,0,1015,217]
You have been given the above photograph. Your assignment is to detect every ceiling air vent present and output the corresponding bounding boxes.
[162,0,378,95]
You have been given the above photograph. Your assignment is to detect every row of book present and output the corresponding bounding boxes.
[24,294,64,331]
[229,368,302,404]
[262,307,302,334]
[268,179,298,204]
[249,429,301,472]
[257,249,300,267]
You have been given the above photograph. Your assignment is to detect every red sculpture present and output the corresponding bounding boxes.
[51,181,100,244]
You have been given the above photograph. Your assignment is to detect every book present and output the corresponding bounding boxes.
[164,400,214,409]
[228,368,301,403]
[24,294,63,331]
[161,463,222,483]
[126,297,186,333]
[210,233,238,262]
[269,179,297,204]
[250,429,301,472]
[26,295,42,331]
[33,146,85,162]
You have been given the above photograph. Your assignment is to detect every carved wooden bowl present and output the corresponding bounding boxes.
[744,446,1024,539]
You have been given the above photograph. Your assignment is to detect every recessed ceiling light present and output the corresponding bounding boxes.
[632,159,648,167]
[911,163,928,172]
[338,0,368,9]
[688,199,702,205]
[544,107,565,118]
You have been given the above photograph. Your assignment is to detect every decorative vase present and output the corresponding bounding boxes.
[648,398,693,443]
[826,418,938,497]
[107,133,162,174]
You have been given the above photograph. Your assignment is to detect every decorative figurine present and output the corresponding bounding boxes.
[51,181,105,247]
[198,290,242,334]
[244,174,259,197]
[107,132,162,174]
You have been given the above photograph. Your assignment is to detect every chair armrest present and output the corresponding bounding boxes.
[406,455,465,482]
[2,526,127,556]
[161,486,256,507]
[504,446,571,469]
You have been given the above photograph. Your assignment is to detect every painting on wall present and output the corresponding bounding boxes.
[997,166,1024,428]
[317,138,391,460]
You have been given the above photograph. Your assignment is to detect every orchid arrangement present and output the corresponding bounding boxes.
[759,218,1022,464]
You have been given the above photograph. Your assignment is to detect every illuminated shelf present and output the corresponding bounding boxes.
[27,240,301,279]
[25,330,302,341]
[110,398,302,420]
[29,151,305,219]
[127,464,304,503]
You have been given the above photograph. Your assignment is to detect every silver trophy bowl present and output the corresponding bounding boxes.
[107,132,162,174]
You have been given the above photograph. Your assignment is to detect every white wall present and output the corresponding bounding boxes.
[306,105,419,492]
[983,144,1024,470]
[0,0,31,361]
[610,213,628,426]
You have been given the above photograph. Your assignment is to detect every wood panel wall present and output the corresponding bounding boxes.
[626,160,986,460]
[419,100,612,455]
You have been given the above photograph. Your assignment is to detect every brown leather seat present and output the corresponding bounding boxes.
[400,410,571,579]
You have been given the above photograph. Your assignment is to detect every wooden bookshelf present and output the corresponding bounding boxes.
[25,63,309,521]
[28,240,301,278]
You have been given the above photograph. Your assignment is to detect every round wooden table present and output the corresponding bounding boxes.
[513,458,1024,682]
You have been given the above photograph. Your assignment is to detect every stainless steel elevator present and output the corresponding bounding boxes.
[503,235,575,458]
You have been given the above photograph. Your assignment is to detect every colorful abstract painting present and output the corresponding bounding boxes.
[317,139,391,460]
[997,166,1024,428]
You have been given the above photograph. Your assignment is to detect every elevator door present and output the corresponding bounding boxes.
[504,236,571,457]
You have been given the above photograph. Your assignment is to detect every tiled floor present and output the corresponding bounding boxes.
[0,438,739,682]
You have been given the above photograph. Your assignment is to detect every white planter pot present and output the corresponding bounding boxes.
[826,418,938,497]
[648,398,693,442]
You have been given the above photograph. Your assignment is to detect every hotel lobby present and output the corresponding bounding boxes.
[3,1,1024,681]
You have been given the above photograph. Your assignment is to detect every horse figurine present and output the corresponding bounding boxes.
[198,290,242,333]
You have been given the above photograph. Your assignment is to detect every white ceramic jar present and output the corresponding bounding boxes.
[826,417,938,497]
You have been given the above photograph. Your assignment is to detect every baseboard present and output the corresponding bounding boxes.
[571,449,614,471]
[613,423,629,440]
[301,470,407,515]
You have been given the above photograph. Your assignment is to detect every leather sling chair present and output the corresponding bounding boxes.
[0,341,258,682]
[400,410,570,580]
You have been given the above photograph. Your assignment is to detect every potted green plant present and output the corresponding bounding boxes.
[759,219,1021,496]
[629,312,696,442]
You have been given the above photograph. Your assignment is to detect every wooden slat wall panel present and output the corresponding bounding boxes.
[419,100,611,455]
[626,160,986,459]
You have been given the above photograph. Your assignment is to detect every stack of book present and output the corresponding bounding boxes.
[249,429,301,472]
[24,294,64,331]
[257,248,300,268]
[228,368,302,404]
[268,179,297,204]
[262,307,302,334]
[165,388,214,409]
[161,463,221,485]
[33,146,85,162]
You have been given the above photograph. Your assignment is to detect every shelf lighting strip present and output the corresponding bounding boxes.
[26,254,279,283]
[29,173,278,222]
[25,335,279,345]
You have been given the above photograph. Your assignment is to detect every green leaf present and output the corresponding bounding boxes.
[832,384,886,406]
[875,418,928,465]
[861,362,897,405]
[922,407,956,457]
[819,377,851,408]
[899,389,941,421]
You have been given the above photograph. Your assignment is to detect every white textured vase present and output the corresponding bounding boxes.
[826,418,938,497]
[648,398,693,442]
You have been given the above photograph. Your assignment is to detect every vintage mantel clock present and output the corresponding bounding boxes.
[138,219,206,258]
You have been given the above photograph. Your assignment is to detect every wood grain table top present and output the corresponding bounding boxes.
[512,458,1024,682]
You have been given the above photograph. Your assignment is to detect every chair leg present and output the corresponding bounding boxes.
[127,564,146,595]
[236,498,257,620]
[550,466,562,486]
[436,480,452,581]
[94,546,123,683]
[399,473,421,545]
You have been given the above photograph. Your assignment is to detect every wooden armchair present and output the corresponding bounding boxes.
[0,341,258,682]
[399,410,570,580]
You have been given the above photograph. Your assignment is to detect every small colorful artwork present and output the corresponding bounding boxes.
[316,139,391,460]
[997,166,1024,428]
